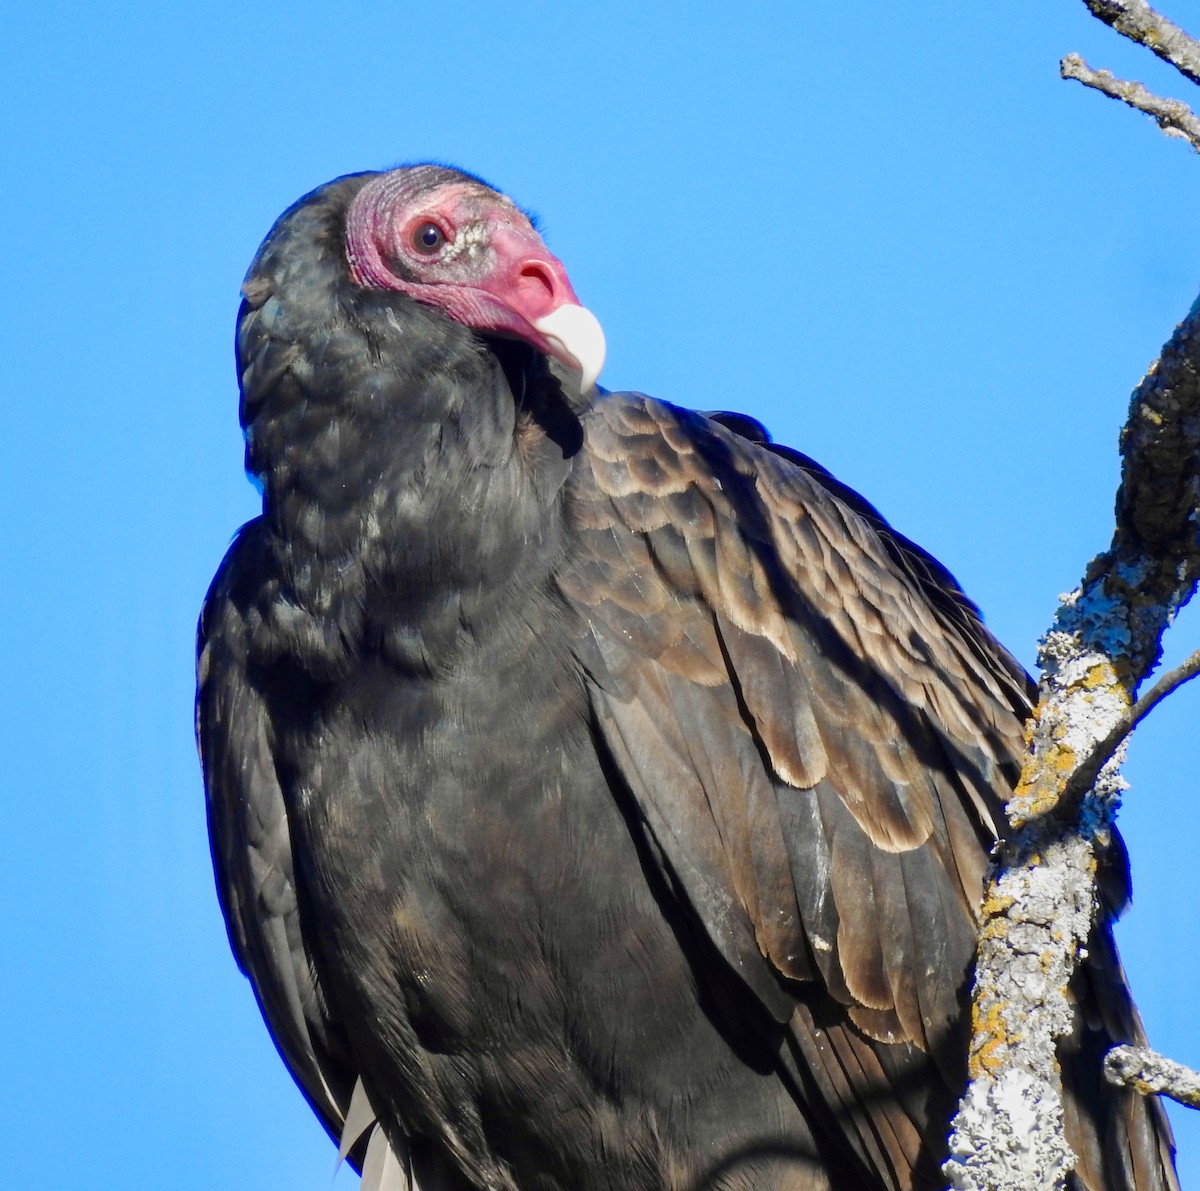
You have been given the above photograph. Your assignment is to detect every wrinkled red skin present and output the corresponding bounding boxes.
[345,173,582,368]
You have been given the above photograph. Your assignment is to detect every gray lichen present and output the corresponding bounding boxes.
[945,289,1200,1189]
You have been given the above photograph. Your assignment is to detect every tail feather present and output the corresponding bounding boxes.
[1062,925,1179,1191]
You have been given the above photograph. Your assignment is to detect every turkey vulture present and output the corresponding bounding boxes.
[197,165,1179,1191]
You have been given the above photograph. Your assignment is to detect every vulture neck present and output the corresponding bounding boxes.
[244,311,572,578]
[233,182,582,676]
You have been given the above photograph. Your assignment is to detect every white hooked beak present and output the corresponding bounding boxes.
[532,304,607,395]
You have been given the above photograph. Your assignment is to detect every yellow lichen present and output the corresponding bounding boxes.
[1011,735,1077,821]
[980,891,1016,918]
[969,1000,1019,1078]
[1081,660,1116,691]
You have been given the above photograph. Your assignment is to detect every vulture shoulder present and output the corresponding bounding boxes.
[562,391,1033,1037]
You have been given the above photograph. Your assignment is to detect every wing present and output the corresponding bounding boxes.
[197,520,376,1173]
[559,393,1034,1185]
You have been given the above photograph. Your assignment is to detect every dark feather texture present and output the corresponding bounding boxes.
[198,170,1178,1191]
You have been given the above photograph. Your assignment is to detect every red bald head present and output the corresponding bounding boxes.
[345,166,605,392]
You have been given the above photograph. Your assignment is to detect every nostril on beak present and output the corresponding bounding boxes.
[517,263,557,310]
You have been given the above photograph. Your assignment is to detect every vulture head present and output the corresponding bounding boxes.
[344,165,606,392]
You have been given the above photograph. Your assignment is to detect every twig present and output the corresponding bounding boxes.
[1061,54,1200,152]
[1080,0,1200,88]
[1053,648,1200,818]
[1105,1045,1200,1110]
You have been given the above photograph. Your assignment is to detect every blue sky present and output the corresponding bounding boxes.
[1,3,1197,1188]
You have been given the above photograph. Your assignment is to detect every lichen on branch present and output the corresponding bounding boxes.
[1060,54,1200,152]
[947,6,1200,1188]
[1106,1046,1200,1110]
[945,294,1200,1190]
[1080,0,1200,87]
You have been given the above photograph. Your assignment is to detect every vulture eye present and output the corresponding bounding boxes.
[412,222,447,255]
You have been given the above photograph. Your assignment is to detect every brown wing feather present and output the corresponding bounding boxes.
[564,392,1024,1012]
[561,392,1030,1186]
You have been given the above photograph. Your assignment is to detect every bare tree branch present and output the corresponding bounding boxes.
[1079,0,1200,87]
[1061,54,1200,152]
[943,7,1200,1189]
[945,294,1200,1191]
[1106,1046,1200,1111]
